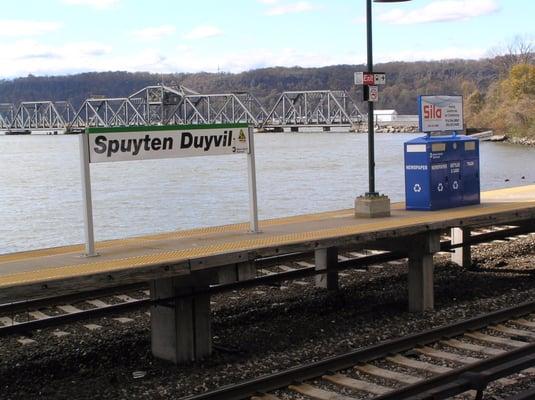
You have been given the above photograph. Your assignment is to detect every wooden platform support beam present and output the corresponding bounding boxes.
[408,231,440,312]
[315,247,338,290]
[150,272,215,364]
[217,261,256,284]
[451,227,471,268]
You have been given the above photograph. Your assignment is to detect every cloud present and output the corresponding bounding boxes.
[378,0,500,24]
[0,40,114,76]
[183,25,223,40]
[0,20,61,37]
[0,38,487,78]
[264,1,318,16]
[133,25,176,41]
[61,0,120,9]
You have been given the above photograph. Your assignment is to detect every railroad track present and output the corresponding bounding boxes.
[0,225,533,340]
[182,301,535,400]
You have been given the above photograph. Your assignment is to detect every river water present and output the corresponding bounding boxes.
[1,132,533,254]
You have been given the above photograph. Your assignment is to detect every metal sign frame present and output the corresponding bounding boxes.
[418,95,464,135]
[78,123,259,257]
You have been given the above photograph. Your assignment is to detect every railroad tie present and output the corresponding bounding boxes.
[490,324,535,340]
[28,310,50,320]
[440,339,505,356]
[114,294,137,303]
[416,346,517,386]
[0,316,15,326]
[355,364,421,384]
[296,261,315,268]
[465,332,529,348]
[416,346,481,364]
[276,265,296,272]
[17,337,36,345]
[86,299,109,308]
[289,382,356,400]
[257,268,276,276]
[57,304,82,314]
[322,373,391,395]
[386,354,451,374]
[513,319,535,329]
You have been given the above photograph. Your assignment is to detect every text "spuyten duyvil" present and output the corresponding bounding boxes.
[93,130,234,158]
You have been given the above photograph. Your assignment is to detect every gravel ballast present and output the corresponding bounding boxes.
[1,235,534,399]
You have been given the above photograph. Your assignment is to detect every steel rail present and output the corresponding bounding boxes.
[179,300,535,400]
[375,343,535,400]
[0,225,532,335]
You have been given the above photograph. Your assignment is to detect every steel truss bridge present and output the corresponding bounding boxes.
[0,85,365,133]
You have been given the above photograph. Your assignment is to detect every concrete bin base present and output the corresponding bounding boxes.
[355,195,391,218]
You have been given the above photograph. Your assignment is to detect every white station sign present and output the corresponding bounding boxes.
[87,124,250,163]
[78,122,259,257]
[418,95,464,133]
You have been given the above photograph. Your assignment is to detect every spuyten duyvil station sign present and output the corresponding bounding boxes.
[86,123,250,163]
[78,123,258,257]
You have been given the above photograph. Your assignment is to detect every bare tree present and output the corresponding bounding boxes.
[488,35,534,74]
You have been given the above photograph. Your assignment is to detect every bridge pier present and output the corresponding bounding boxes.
[290,126,299,132]
[150,272,216,364]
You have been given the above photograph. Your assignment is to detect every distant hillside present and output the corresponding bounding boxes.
[0,59,500,114]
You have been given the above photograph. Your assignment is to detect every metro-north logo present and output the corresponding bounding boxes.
[423,104,442,119]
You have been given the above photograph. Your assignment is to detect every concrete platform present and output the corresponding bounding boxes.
[1,185,534,303]
[2,184,535,363]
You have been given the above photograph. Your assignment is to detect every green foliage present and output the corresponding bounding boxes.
[466,63,535,139]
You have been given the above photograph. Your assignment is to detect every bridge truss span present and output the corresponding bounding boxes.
[262,90,363,129]
[0,103,15,130]
[1,85,368,132]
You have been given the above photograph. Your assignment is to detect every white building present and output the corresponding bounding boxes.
[374,109,398,122]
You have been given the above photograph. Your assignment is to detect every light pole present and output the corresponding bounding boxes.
[356,0,410,217]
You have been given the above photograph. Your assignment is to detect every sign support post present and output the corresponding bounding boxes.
[246,126,259,233]
[79,131,97,257]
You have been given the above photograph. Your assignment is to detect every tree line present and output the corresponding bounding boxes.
[0,59,500,115]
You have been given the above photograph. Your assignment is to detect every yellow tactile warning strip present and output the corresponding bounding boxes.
[0,208,354,265]
[0,198,534,289]
[0,237,145,264]
[5,185,531,264]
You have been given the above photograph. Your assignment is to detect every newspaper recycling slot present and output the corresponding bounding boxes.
[404,95,480,211]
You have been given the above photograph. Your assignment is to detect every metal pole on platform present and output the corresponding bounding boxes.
[78,131,97,257]
[366,0,411,196]
[366,0,376,195]
[246,127,259,233]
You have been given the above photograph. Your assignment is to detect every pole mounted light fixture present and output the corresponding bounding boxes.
[356,0,411,217]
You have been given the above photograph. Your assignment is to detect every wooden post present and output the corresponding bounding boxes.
[451,227,471,268]
[315,247,339,290]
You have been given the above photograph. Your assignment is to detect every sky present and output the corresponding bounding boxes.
[0,0,533,78]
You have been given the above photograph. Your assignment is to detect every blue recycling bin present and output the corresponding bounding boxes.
[404,135,480,210]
